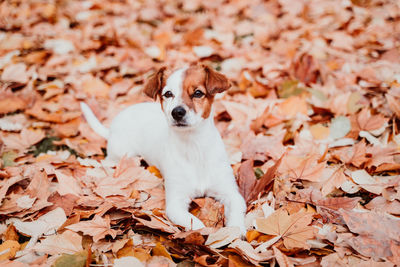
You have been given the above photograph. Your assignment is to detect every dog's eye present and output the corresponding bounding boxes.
[163,91,174,98]
[192,90,205,98]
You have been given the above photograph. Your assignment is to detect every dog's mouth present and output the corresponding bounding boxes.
[172,122,189,127]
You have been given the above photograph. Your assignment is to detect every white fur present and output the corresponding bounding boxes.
[81,68,247,234]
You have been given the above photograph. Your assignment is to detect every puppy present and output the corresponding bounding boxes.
[80,65,247,234]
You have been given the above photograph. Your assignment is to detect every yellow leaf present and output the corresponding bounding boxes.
[152,242,172,261]
[0,240,20,261]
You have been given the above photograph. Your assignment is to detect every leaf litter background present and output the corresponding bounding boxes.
[0,0,400,266]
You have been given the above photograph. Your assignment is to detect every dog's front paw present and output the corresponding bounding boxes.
[226,221,247,238]
[188,216,206,231]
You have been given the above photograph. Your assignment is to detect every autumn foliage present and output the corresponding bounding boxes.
[0,0,400,266]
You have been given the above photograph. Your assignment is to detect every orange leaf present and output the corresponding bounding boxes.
[0,240,20,260]
[278,96,308,118]
[147,166,162,178]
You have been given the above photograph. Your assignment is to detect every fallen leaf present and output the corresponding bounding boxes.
[0,94,28,115]
[205,227,241,248]
[33,230,83,255]
[8,207,67,239]
[1,63,29,83]
[340,209,400,259]
[152,242,172,261]
[52,250,88,267]
[2,128,45,152]
[229,239,274,265]
[55,169,82,197]
[114,256,144,267]
[256,209,315,249]
[66,215,117,242]
[0,240,20,261]
[272,246,294,267]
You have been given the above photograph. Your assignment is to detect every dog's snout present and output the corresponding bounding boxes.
[172,106,186,121]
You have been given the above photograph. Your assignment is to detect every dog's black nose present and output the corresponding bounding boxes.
[171,106,186,121]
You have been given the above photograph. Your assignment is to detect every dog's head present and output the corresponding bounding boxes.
[144,65,230,129]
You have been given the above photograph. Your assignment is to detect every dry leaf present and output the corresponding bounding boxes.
[0,240,20,261]
[256,209,314,249]
[33,230,83,255]
[66,215,117,242]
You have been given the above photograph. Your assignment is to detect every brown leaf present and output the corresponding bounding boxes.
[0,94,28,115]
[33,229,83,255]
[386,93,400,118]
[340,209,400,259]
[321,167,347,196]
[332,139,369,167]
[48,192,79,217]
[191,197,224,228]
[280,154,326,182]
[314,197,361,211]
[248,156,283,204]
[272,246,294,267]
[66,215,117,242]
[237,157,282,204]
[354,108,388,132]
[292,53,319,84]
[237,159,257,204]
[2,128,45,152]
[256,209,315,249]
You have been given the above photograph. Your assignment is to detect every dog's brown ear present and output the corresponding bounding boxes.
[204,66,231,95]
[143,67,166,100]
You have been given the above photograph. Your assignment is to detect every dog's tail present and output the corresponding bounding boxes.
[80,102,110,139]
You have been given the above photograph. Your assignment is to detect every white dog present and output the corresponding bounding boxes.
[80,65,247,234]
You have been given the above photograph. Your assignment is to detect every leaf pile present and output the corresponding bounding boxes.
[1,0,400,266]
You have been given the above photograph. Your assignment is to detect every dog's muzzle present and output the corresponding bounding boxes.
[171,106,186,122]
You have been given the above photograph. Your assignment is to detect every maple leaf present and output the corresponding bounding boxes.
[256,209,315,250]
[332,139,368,167]
[280,154,326,182]
[353,108,388,132]
[66,215,117,242]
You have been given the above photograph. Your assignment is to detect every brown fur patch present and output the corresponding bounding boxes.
[143,67,166,100]
[182,65,230,119]
[182,66,214,119]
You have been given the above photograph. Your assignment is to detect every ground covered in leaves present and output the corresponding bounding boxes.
[0,0,400,266]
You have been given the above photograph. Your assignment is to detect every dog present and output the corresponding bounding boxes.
[80,65,247,234]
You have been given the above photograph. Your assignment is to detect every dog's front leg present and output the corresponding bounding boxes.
[211,181,247,235]
[165,188,205,231]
